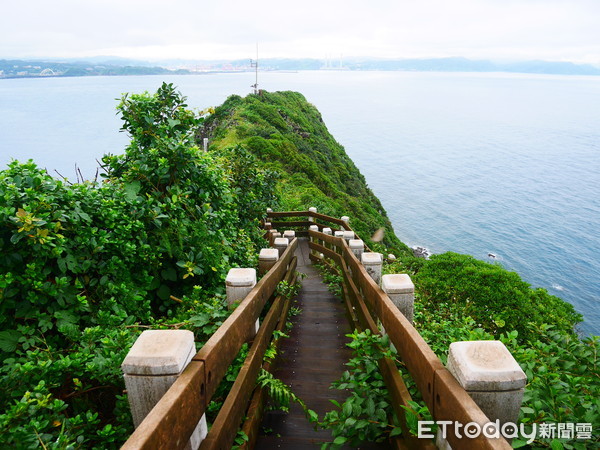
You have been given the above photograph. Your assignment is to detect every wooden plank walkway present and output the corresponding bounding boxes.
[255,239,387,449]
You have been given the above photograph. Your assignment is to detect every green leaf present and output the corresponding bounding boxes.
[124,181,141,200]
[389,427,403,437]
[333,436,347,445]
[0,330,21,352]
[550,439,564,450]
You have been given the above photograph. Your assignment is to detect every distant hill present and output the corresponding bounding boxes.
[2,56,599,78]
[0,59,190,79]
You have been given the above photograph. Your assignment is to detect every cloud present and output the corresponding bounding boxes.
[2,0,599,63]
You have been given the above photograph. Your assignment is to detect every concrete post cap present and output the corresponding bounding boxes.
[448,340,526,391]
[349,239,364,249]
[322,227,332,235]
[225,268,257,287]
[361,252,383,264]
[121,330,195,375]
[309,225,319,231]
[340,216,350,222]
[388,254,396,260]
[334,231,344,238]
[342,231,355,240]
[259,248,279,261]
[274,237,289,246]
[266,207,273,213]
[308,207,317,213]
[382,274,414,293]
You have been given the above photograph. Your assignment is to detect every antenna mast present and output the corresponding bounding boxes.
[250,43,259,94]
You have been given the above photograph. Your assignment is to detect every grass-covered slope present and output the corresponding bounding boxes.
[201,91,411,256]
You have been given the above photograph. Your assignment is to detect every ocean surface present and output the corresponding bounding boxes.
[1,71,599,335]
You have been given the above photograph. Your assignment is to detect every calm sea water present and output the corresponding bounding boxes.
[1,71,599,335]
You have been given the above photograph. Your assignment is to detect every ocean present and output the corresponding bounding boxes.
[1,71,598,335]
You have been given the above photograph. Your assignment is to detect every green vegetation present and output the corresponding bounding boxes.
[1,85,596,449]
[0,83,275,448]
[202,90,411,255]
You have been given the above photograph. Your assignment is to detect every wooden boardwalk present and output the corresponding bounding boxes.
[255,239,387,449]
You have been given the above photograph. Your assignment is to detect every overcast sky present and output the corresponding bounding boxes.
[2,0,599,64]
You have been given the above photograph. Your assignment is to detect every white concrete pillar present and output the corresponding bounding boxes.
[266,207,273,213]
[340,216,350,231]
[381,274,414,324]
[226,268,259,336]
[349,239,364,260]
[203,137,209,152]
[264,222,272,230]
[225,268,257,307]
[122,330,207,449]
[308,206,317,222]
[308,225,319,256]
[334,230,344,239]
[259,248,279,276]
[282,230,295,243]
[273,237,289,257]
[322,227,332,250]
[342,230,355,242]
[361,252,383,285]
[448,341,526,426]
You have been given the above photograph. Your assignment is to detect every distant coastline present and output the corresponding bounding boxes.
[2,56,599,79]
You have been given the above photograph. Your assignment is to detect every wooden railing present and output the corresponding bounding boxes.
[269,210,512,450]
[122,238,299,450]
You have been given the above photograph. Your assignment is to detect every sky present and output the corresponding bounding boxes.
[2,0,599,65]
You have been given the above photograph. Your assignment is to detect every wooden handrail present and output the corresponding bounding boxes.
[122,238,299,449]
[281,210,513,449]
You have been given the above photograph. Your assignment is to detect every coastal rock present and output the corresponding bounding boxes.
[412,246,431,260]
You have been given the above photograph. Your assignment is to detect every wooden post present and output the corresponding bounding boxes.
[259,248,279,276]
[361,252,383,285]
[122,330,207,450]
[381,274,414,324]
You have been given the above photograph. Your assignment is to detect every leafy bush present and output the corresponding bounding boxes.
[413,252,581,342]
[0,83,278,448]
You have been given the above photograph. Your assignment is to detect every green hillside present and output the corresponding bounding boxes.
[201,90,411,256]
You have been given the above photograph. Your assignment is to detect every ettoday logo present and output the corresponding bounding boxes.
[418,420,594,443]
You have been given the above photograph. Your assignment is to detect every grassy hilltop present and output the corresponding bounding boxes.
[201,90,411,255]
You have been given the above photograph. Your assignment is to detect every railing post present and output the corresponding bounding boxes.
[322,227,332,250]
[309,225,319,256]
[264,222,272,230]
[349,239,364,260]
[381,274,414,324]
[308,206,317,222]
[266,207,273,213]
[259,248,279,276]
[438,340,527,448]
[342,230,355,242]
[226,268,259,336]
[121,330,207,450]
[274,237,290,257]
[283,230,296,243]
[340,215,350,231]
[361,252,383,285]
